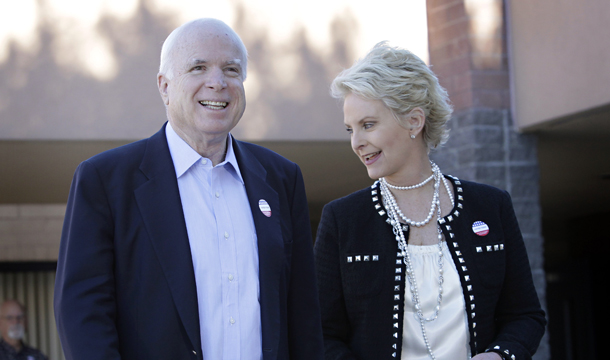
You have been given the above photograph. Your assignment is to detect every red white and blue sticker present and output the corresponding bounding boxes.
[472,221,489,236]
[259,199,272,217]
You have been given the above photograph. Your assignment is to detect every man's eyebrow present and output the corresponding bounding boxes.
[189,59,242,68]
[190,59,208,66]
[225,59,243,68]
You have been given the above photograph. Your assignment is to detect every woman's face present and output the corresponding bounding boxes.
[343,93,416,182]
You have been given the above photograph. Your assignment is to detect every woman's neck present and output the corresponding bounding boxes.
[384,154,433,187]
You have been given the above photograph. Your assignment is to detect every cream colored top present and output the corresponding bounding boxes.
[401,241,471,359]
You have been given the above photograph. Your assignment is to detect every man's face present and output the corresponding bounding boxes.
[159,25,246,146]
[0,302,25,342]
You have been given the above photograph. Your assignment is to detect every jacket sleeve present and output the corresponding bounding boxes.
[314,203,358,360]
[484,190,547,360]
[286,164,325,359]
[54,160,121,360]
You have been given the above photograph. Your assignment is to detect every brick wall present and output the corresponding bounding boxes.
[0,205,65,261]
[426,0,549,358]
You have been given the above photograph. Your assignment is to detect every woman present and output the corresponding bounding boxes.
[314,42,546,360]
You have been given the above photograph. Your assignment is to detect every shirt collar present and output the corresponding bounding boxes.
[165,122,244,184]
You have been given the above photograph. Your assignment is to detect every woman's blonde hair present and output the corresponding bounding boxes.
[331,41,452,151]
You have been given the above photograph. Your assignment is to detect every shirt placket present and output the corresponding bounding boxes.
[212,165,241,360]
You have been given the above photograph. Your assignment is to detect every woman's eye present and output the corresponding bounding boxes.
[345,128,353,134]
[363,123,374,129]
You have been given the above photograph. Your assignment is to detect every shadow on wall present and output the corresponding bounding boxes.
[0,0,359,141]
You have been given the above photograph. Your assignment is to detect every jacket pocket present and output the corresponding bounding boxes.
[342,253,386,298]
[471,240,506,289]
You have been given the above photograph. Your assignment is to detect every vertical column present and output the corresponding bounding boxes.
[426,0,549,358]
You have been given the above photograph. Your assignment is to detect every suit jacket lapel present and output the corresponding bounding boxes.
[134,124,201,354]
[233,139,283,358]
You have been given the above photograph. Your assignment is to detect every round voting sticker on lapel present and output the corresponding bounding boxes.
[259,199,272,217]
[472,221,489,236]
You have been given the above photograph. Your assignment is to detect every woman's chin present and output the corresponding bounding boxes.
[366,168,384,180]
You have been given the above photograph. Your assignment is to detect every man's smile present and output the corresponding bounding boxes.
[199,100,228,109]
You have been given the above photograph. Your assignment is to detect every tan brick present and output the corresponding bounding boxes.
[0,204,64,261]
[18,204,66,218]
[0,205,19,219]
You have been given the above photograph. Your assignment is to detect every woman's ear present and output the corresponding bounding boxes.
[405,107,425,138]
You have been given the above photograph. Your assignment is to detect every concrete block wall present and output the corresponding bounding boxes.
[426,0,549,358]
[0,204,65,261]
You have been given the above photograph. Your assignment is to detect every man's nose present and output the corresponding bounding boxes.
[205,68,227,90]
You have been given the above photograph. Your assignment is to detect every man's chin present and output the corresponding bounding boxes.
[8,326,25,340]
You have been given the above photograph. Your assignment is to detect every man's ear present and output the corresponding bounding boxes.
[404,107,426,137]
[158,73,170,106]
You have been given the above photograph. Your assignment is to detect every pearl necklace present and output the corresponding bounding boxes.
[379,162,453,360]
[384,173,434,190]
[379,163,444,228]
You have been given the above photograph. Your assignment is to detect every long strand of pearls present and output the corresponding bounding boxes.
[442,175,454,208]
[379,161,447,360]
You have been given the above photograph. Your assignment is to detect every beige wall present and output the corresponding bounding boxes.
[508,0,610,129]
[0,0,428,141]
[0,205,65,261]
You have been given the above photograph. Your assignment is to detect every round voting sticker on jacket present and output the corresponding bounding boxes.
[472,221,489,236]
[259,199,272,217]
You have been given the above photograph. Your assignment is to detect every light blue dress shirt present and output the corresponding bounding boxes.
[166,123,262,360]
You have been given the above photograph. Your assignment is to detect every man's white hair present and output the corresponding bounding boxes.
[158,18,248,80]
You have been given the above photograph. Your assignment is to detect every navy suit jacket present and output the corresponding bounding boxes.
[54,124,324,360]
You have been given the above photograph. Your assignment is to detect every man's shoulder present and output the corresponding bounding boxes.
[83,125,166,171]
[86,138,148,167]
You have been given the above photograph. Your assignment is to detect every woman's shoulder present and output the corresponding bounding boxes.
[447,175,508,197]
[445,175,511,212]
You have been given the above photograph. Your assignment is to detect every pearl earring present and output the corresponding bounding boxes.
[410,134,416,139]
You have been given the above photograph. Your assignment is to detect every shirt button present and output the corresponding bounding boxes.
[224,231,229,239]
[201,159,208,165]
[215,191,220,198]
[229,317,235,324]
[228,274,234,281]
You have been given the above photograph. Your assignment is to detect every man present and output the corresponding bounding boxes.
[54,18,323,360]
[0,300,47,360]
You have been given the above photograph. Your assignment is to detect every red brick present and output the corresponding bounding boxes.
[428,18,470,48]
[427,0,510,112]
[429,37,471,65]
[427,2,468,31]
[472,88,510,109]
[432,56,471,80]
[450,71,473,93]
[470,53,507,71]
[471,71,509,90]
[427,0,463,12]
[448,89,474,111]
